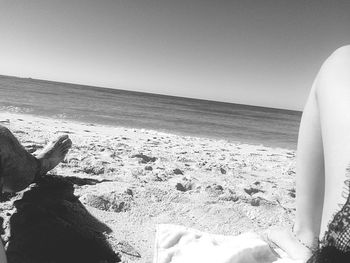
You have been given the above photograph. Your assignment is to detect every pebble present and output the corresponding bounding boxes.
[173,168,183,175]
[251,198,260,206]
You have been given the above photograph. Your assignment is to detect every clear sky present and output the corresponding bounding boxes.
[0,0,349,110]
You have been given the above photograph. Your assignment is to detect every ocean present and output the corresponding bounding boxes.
[0,75,301,149]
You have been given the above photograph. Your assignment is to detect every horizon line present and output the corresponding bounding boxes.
[0,73,302,113]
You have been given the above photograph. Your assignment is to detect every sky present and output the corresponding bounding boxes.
[0,0,349,110]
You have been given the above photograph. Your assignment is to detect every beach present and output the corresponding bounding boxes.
[0,112,297,262]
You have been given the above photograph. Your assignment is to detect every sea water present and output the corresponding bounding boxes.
[0,75,301,149]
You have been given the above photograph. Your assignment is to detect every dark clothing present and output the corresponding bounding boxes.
[0,125,39,193]
[308,165,350,262]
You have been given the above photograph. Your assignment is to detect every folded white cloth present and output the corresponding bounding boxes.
[153,224,301,263]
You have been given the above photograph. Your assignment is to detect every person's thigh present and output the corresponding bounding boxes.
[315,46,350,235]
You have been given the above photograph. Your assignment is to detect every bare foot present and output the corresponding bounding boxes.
[36,135,72,175]
[267,227,315,262]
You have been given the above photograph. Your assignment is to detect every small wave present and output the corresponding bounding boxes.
[52,113,68,119]
[0,106,34,113]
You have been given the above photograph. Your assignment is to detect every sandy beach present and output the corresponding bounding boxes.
[0,112,297,263]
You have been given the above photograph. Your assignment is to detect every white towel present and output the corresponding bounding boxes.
[153,224,301,263]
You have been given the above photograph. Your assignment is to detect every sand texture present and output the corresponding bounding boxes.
[0,112,297,263]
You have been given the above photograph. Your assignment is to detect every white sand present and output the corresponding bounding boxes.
[0,112,297,263]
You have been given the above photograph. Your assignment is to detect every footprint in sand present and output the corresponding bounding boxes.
[205,184,224,197]
[80,165,105,175]
[80,192,133,212]
[219,189,239,202]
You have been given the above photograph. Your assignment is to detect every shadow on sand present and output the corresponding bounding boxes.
[4,175,121,263]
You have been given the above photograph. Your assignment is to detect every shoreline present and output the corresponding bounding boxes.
[0,111,297,262]
[0,110,295,151]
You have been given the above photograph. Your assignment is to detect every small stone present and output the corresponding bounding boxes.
[173,168,183,175]
[176,183,186,192]
[220,168,226,174]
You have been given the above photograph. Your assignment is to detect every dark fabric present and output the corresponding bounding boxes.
[308,166,350,263]
[0,125,38,192]
[0,152,3,195]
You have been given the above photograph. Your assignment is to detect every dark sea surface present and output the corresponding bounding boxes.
[0,75,302,149]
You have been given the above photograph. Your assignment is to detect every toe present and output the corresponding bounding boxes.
[59,138,72,148]
[55,135,69,145]
[65,138,72,148]
[62,145,71,152]
[61,139,72,152]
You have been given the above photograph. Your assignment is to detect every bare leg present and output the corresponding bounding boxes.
[294,71,325,245]
[268,45,350,260]
[0,125,72,192]
[315,45,350,235]
[268,67,325,261]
